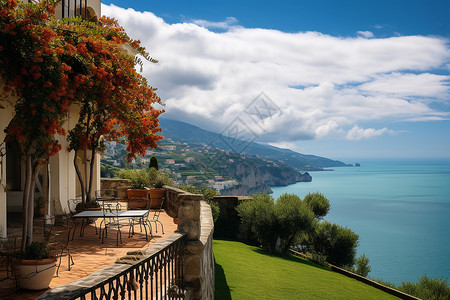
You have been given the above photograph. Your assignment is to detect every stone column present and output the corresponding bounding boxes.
[178,193,215,300]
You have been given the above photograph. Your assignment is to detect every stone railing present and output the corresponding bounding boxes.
[100,178,131,200]
[167,186,215,299]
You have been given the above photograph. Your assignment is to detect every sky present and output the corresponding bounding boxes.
[101,0,450,161]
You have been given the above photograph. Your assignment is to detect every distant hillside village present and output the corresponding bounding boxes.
[101,119,349,195]
[101,138,239,193]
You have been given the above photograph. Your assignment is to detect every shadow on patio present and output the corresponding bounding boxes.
[0,209,178,300]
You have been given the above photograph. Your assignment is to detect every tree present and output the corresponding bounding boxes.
[347,254,371,277]
[303,192,330,219]
[237,193,314,253]
[0,0,163,249]
[310,221,359,267]
[149,155,158,170]
[62,16,163,203]
[1,0,79,251]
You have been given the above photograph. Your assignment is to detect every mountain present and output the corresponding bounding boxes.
[159,118,349,171]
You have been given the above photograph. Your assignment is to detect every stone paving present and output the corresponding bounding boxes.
[0,210,177,299]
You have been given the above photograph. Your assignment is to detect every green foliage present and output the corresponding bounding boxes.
[372,275,450,300]
[149,156,159,170]
[372,278,397,289]
[310,221,359,267]
[398,275,450,300]
[237,193,315,253]
[347,254,371,277]
[179,185,220,222]
[148,167,173,188]
[24,241,51,260]
[236,193,277,252]
[303,192,330,218]
[118,169,148,189]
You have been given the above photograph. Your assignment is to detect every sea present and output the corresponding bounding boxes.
[270,159,450,285]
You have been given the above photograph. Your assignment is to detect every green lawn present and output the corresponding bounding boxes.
[214,240,399,300]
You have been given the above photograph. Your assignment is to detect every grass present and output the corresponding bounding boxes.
[214,239,400,300]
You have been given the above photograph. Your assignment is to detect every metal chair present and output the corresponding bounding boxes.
[127,197,152,238]
[95,189,118,211]
[43,216,74,277]
[67,198,99,239]
[101,203,128,246]
[149,198,165,234]
[0,236,17,281]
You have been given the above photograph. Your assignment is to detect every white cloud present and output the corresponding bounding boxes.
[359,73,449,98]
[346,125,393,140]
[357,31,374,38]
[102,5,450,144]
[191,16,238,30]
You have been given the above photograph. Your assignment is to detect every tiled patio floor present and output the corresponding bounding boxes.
[0,210,177,299]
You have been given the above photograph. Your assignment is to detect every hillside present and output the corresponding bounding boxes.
[101,118,349,195]
[159,118,350,171]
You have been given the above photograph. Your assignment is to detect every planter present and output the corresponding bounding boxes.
[14,258,57,290]
[128,197,149,210]
[149,188,165,209]
[127,188,149,199]
[173,218,178,224]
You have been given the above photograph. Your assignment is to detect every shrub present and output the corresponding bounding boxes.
[237,193,314,253]
[237,193,278,252]
[346,254,371,277]
[24,241,51,260]
[398,275,450,300]
[179,185,219,222]
[118,169,148,189]
[310,221,359,267]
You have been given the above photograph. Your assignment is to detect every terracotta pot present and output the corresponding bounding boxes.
[14,258,57,290]
[127,188,149,199]
[128,197,149,210]
[149,188,165,209]
[173,218,178,224]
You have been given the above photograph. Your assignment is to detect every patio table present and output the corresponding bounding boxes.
[69,210,152,243]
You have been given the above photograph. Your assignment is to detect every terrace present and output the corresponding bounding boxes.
[0,186,215,299]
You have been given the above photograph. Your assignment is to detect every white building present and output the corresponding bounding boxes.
[0,0,102,238]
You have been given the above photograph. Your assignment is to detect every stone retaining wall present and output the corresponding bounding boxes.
[100,178,131,199]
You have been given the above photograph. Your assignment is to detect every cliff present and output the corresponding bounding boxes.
[220,161,312,196]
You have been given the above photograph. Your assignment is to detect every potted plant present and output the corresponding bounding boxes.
[148,169,173,209]
[14,241,57,290]
[118,169,150,209]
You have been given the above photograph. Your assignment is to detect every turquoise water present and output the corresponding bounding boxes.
[270,159,450,285]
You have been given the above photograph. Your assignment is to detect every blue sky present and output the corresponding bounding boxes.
[102,0,450,161]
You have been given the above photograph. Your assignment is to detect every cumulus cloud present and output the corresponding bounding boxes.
[102,4,450,144]
[346,125,394,140]
[357,30,374,38]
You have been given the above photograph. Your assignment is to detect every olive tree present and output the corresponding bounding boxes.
[237,193,314,253]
